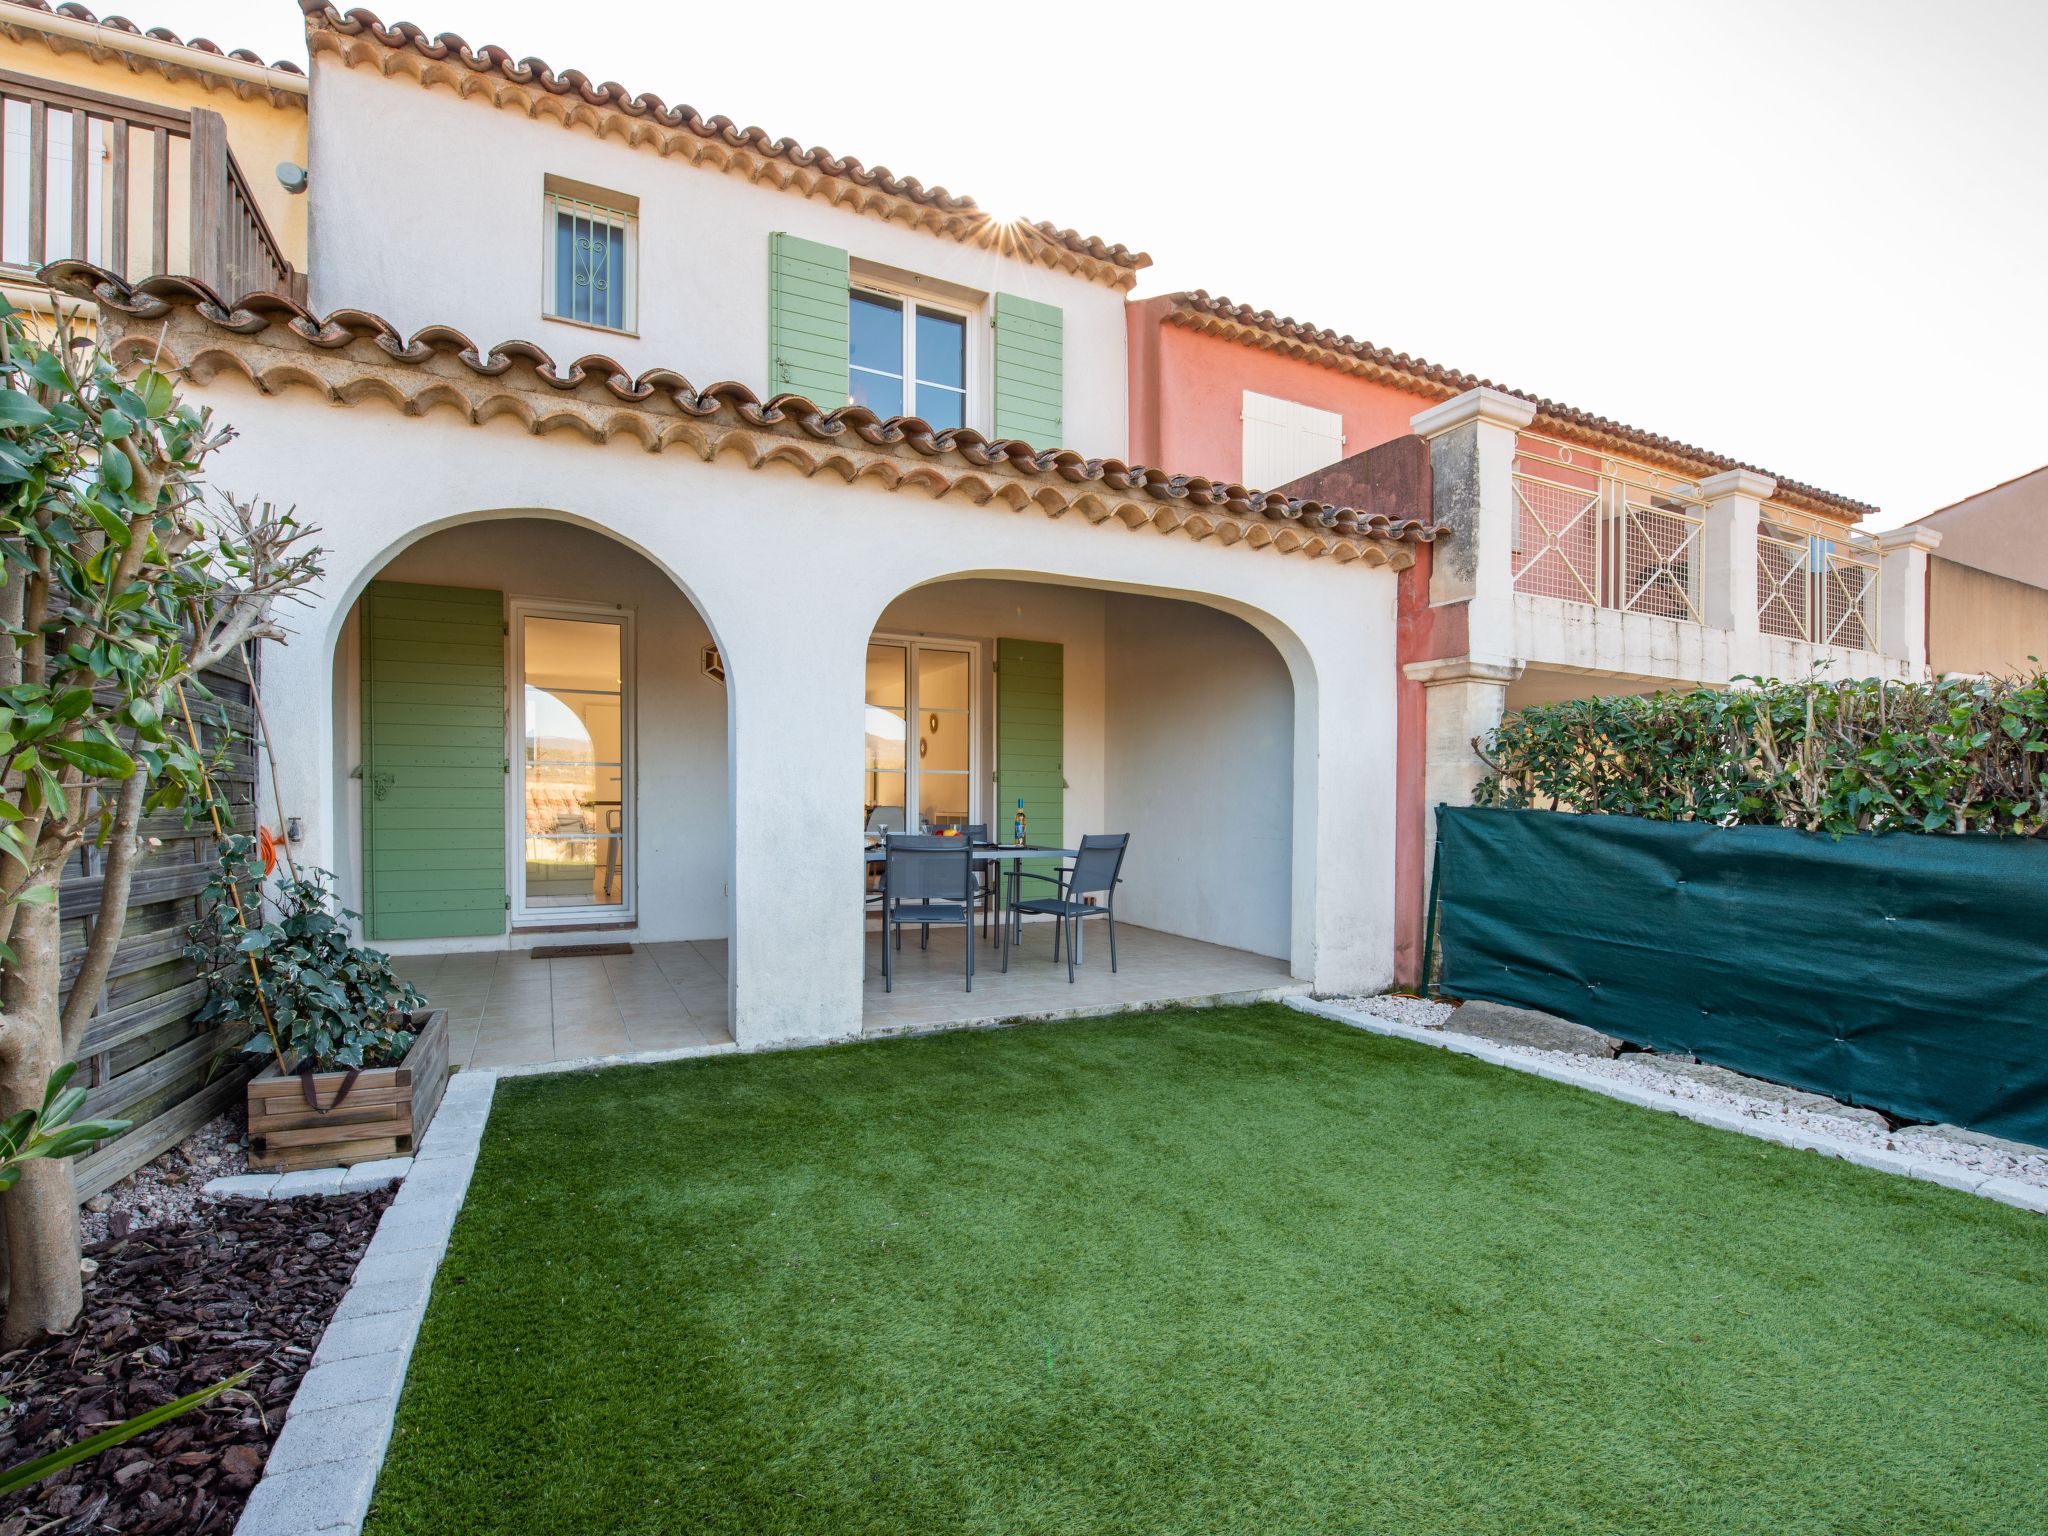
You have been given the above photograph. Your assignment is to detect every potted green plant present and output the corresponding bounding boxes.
[187,834,448,1171]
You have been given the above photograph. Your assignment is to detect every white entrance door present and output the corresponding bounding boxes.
[511,600,634,924]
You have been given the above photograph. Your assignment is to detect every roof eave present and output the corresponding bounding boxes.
[1161,294,1876,523]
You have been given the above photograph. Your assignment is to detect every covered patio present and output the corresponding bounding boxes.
[863,922,1300,1036]
[393,922,1297,1073]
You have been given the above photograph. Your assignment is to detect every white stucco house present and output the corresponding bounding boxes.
[50,2,1433,1056]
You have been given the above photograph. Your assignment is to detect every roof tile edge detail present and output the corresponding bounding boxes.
[45,263,1430,570]
[0,0,308,89]
[301,3,1149,288]
[1165,291,1875,520]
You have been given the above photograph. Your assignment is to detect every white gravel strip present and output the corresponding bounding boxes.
[1298,995,2048,1213]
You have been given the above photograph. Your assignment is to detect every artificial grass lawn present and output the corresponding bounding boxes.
[365,1005,2047,1535]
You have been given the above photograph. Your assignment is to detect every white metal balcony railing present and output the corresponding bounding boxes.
[1510,434,1705,623]
[0,67,296,299]
[1758,507,1880,651]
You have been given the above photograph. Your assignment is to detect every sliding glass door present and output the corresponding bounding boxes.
[864,638,976,835]
[513,602,632,922]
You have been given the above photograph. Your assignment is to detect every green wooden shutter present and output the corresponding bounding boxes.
[360,581,507,941]
[992,292,1063,444]
[768,232,849,406]
[996,639,1063,879]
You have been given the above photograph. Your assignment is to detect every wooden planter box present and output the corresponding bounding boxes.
[247,1008,451,1173]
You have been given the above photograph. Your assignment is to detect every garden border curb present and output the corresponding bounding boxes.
[1289,997,2048,1216]
[232,1067,499,1536]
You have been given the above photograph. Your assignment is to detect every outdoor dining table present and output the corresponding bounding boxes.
[865,842,1080,972]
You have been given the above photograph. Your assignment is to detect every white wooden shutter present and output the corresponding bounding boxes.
[1240,390,1346,488]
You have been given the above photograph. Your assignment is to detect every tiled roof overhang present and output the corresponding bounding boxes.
[300,3,1151,291]
[0,0,308,106]
[47,265,1430,571]
[1164,291,1876,522]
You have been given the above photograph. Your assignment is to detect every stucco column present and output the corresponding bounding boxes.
[1409,386,1538,666]
[717,614,869,1049]
[1697,468,1773,677]
[1874,525,1941,677]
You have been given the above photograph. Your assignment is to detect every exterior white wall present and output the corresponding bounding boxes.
[1512,593,1910,686]
[305,61,1131,460]
[332,519,730,951]
[1104,596,1293,959]
[207,374,1398,1047]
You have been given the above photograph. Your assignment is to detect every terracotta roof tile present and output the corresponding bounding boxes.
[46,264,1429,568]
[301,3,1149,285]
[1165,291,1875,520]
[0,0,306,74]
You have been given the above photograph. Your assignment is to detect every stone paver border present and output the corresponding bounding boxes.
[204,1158,414,1201]
[1290,996,2048,1216]
[232,1068,499,1536]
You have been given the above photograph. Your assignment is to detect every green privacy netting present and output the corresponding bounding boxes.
[1431,807,2048,1146]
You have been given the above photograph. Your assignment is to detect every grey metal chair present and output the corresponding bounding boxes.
[881,835,977,993]
[865,807,906,912]
[1008,833,1129,983]
[962,822,1000,941]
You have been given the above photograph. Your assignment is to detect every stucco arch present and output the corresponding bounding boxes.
[308,508,740,981]
[317,504,738,686]
[860,573,1310,978]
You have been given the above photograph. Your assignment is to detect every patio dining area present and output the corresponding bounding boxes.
[863,918,1300,1035]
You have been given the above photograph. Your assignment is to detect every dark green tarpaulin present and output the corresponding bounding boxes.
[1432,806,2048,1145]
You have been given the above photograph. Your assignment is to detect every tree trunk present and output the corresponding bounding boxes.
[0,898,82,1347]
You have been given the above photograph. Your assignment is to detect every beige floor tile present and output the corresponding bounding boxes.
[410,924,1280,1070]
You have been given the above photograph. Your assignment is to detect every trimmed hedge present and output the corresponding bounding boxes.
[1473,674,2048,836]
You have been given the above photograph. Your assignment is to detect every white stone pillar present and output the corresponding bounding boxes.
[1696,468,1773,678]
[1874,525,1941,677]
[1409,387,1538,666]
[1401,656,1524,819]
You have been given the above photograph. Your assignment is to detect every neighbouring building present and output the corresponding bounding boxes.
[0,0,305,309]
[49,1,1433,1054]
[1128,293,1941,980]
[1900,465,2048,676]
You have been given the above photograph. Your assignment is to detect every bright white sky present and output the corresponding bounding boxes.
[141,0,2048,525]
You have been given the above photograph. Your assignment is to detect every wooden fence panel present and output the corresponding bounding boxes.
[64,659,258,1200]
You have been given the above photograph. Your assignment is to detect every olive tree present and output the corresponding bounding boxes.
[0,306,318,1344]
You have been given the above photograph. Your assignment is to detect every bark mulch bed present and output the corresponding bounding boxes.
[0,1189,394,1535]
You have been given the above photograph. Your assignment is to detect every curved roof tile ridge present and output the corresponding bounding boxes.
[1167,290,1875,517]
[46,264,1428,555]
[3,0,306,72]
[301,2,1148,275]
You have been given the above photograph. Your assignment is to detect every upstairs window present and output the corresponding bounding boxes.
[543,177,637,333]
[849,287,968,429]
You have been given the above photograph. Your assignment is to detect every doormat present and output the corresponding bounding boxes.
[528,943,633,960]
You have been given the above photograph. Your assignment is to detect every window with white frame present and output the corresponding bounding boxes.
[513,600,634,923]
[849,287,969,429]
[864,637,977,834]
[542,178,637,333]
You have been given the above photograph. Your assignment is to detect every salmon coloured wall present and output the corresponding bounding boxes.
[1127,297,1432,486]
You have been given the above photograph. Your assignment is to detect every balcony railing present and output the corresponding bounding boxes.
[0,67,296,300]
[1758,505,1880,651]
[1510,434,1705,622]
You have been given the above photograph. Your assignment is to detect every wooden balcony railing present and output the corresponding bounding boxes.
[0,67,299,300]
